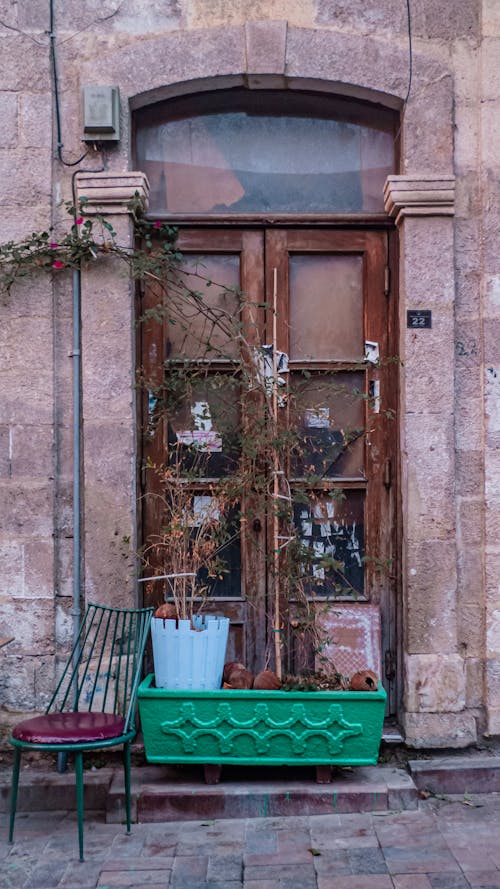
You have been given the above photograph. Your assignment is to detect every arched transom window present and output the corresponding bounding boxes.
[134,90,396,215]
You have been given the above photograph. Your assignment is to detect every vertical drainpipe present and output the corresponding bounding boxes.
[72,265,82,644]
[57,266,81,776]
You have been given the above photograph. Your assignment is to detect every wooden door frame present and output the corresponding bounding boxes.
[137,221,400,713]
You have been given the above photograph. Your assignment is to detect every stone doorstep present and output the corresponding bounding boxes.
[409,755,500,794]
[0,763,418,821]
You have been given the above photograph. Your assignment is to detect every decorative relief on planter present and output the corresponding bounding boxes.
[138,675,386,767]
[159,700,363,756]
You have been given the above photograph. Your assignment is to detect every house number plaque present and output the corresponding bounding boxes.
[407,310,432,329]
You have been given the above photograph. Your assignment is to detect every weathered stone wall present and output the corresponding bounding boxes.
[0,0,498,748]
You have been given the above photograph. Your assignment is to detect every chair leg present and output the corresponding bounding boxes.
[75,752,85,862]
[123,741,131,834]
[9,747,21,844]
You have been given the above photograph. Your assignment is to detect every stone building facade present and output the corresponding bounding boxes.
[0,0,498,748]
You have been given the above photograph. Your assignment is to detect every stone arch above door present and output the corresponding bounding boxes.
[79,21,454,175]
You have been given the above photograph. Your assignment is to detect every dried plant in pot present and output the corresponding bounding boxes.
[141,443,238,691]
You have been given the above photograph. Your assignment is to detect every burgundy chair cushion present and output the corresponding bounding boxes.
[12,712,126,745]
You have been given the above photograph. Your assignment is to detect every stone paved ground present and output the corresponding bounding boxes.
[2,794,500,888]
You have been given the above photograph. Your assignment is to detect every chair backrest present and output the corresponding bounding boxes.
[48,604,153,733]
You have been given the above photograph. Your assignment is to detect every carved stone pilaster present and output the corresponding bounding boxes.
[384,174,455,225]
[75,171,150,215]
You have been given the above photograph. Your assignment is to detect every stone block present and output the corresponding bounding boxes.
[485,365,500,435]
[412,0,479,39]
[454,218,481,319]
[315,0,407,33]
[481,100,500,168]
[19,92,52,148]
[481,39,500,102]
[0,598,54,657]
[484,322,500,370]
[0,316,53,424]
[404,653,466,713]
[481,173,500,272]
[0,148,51,204]
[83,487,135,609]
[83,420,134,488]
[465,657,484,708]
[401,73,454,173]
[42,0,183,32]
[24,539,54,598]
[405,539,458,654]
[458,603,484,658]
[404,413,455,539]
[54,535,73,600]
[0,654,55,712]
[0,91,17,147]
[245,20,287,75]
[54,595,75,649]
[0,201,51,248]
[485,498,500,547]
[486,659,500,708]
[485,275,500,319]
[188,0,313,29]
[409,755,500,794]
[402,216,454,305]
[0,542,24,597]
[402,711,477,748]
[455,318,483,362]
[402,328,454,416]
[9,424,53,479]
[285,27,408,99]
[0,480,54,536]
[80,28,246,102]
[487,709,500,736]
[458,499,484,548]
[453,102,480,172]
[82,342,134,420]
[483,0,500,36]
[455,449,484,498]
[451,40,481,104]
[486,605,500,659]
[455,169,483,220]
[0,424,10,476]
[485,553,500,607]
[0,36,49,91]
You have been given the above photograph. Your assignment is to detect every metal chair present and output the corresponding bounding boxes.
[8,603,153,861]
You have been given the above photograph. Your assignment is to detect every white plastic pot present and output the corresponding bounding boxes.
[151,614,230,691]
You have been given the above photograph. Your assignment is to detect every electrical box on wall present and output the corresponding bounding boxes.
[83,86,120,141]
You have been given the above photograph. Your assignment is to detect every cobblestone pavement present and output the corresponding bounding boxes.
[2,794,500,889]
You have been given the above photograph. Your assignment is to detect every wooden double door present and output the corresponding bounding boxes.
[140,227,397,711]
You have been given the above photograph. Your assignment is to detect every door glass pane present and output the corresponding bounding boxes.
[166,254,240,359]
[294,489,365,597]
[290,371,365,478]
[289,254,363,360]
[136,106,394,214]
[165,374,240,477]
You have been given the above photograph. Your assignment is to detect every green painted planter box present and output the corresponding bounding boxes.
[138,674,386,767]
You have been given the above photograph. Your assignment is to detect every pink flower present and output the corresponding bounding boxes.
[52,259,65,269]
[153,221,162,228]
[75,217,83,225]
[49,242,58,249]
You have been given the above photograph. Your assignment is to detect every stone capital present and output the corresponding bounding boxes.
[75,171,150,215]
[384,174,455,225]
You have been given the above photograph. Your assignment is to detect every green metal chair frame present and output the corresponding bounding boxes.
[9,603,153,861]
